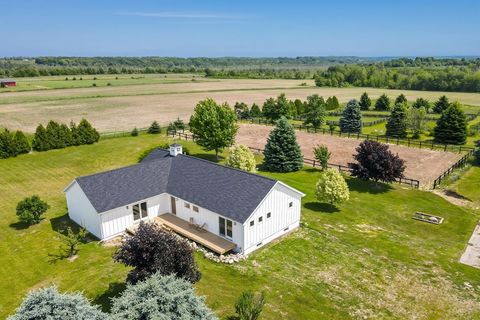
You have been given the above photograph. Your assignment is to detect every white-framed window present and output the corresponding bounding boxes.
[184,202,190,209]
[193,206,199,212]
[219,217,233,240]
[250,220,254,227]
[267,212,271,219]
[258,216,263,223]
[289,201,293,208]
[133,201,148,221]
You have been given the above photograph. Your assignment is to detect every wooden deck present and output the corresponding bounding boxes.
[154,213,236,254]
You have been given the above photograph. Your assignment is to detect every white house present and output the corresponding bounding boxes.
[64,144,304,255]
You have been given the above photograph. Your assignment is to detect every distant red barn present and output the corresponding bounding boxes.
[0,79,17,87]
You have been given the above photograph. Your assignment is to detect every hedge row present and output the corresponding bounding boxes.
[0,129,30,159]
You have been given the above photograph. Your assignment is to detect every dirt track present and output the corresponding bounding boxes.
[236,124,462,187]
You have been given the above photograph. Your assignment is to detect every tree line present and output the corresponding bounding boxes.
[314,63,480,93]
[0,119,100,159]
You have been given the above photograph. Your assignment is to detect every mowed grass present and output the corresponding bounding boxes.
[0,134,480,319]
[448,164,480,204]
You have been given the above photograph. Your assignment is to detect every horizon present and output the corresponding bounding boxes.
[1,0,479,57]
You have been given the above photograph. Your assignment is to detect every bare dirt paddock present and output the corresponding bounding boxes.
[237,124,463,188]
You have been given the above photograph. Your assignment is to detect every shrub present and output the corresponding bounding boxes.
[386,102,408,138]
[92,83,96,87]
[131,127,139,137]
[234,291,266,320]
[113,222,201,284]
[433,101,467,145]
[16,195,49,225]
[359,92,371,110]
[226,144,256,172]
[263,117,303,172]
[189,98,238,159]
[375,94,391,111]
[339,99,362,133]
[147,121,161,134]
[8,286,106,320]
[349,140,406,183]
[110,273,216,320]
[107,82,112,86]
[315,168,349,206]
[313,144,331,171]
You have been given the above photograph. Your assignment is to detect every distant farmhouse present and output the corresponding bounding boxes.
[64,144,304,255]
[0,79,16,87]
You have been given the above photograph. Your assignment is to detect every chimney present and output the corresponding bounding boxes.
[169,143,183,157]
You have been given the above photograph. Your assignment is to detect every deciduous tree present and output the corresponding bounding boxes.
[303,94,326,129]
[225,144,256,172]
[189,98,238,159]
[315,169,350,206]
[313,144,331,171]
[407,106,427,139]
[16,195,49,225]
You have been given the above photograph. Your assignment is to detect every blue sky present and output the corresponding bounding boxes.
[1,0,479,57]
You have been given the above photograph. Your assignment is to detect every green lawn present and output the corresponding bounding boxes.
[447,164,480,204]
[1,134,479,319]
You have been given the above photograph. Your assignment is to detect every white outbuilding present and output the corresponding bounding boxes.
[64,144,304,255]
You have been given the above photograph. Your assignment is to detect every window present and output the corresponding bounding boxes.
[289,201,293,208]
[219,217,233,239]
[258,216,263,223]
[193,206,199,212]
[184,202,190,209]
[250,220,254,227]
[133,201,148,221]
[267,212,271,219]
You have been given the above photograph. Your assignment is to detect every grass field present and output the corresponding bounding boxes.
[1,133,479,319]
[1,75,480,133]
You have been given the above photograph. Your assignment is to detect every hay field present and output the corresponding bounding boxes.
[1,77,479,132]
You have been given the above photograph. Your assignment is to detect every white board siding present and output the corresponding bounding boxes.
[100,193,170,239]
[173,196,244,252]
[243,182,302,254]
[65,181,101,238]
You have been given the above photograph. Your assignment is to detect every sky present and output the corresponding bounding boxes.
[0,0,479,57]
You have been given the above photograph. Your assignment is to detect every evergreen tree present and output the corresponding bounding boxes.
[147,121,161,134]
[326,96,340,110]
[276,93,292,119]
[45,120,62,149]
[234,102,250,120]
[262,98,277,122]
[32,124,50,151]
[433,95,450,113]
[292,99,306,115]
[394,94,407,105]
[131,127,139,136]
[13,130,30,155]
[375,94,391,111]
[69,121,81,146]
[359,92,371,110]
[76,119,100,144]
[339,99,362,133]
[433,102,467,145]
[303,94,326,129]
[58,123,73,147]
[173,117,186,131]
[263,117,303,172]
[0,129,15,158]
[262,94,291,122]
[386,103,408,138]
[412,97,431,112]
[250,103,262,118]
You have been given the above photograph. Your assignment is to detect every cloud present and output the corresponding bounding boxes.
[116,11,246,20]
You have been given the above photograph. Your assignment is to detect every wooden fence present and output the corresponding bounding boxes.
[432,148,475,189]
[168,131,420,189]
[248,118,474,154]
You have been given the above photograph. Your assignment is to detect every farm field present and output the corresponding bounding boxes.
[1,75,480,132]
[0,133,479,319]
[237,123,462,187]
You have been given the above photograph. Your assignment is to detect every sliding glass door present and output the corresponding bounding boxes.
[219,217,233,240]
[133,201,148,222]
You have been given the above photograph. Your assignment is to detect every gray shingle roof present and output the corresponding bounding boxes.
[74,149,278,223]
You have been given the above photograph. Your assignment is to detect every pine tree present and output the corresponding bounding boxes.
[339,99,362,133]
[359,92,371,110]
[69,121,81,146]
[326,96,340,110]
[13,130,30,155]
[46,120,62,149]
[0,129,15,158]
[77,119,100,144]
[263,117,303,172]
[375,94,391,111]
[412,97,431,112]
[433,95,450,113]
[58,123,73,147]
[131,127,139,136]
[386,103,408,138]
[433,102,467,145]
[147,120,161,134]
[250,103,262,118]
[394,94,407,105]
[32,124,50,151]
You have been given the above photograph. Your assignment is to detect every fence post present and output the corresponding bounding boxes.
[419,141,422,149]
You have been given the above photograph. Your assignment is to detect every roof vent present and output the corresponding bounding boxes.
[169,143,182,157]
